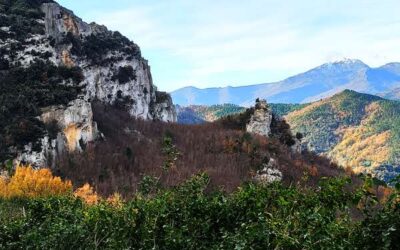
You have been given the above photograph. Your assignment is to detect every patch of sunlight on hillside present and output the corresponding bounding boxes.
[329,126,391,173]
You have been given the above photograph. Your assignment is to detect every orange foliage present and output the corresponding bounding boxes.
[107,192,124,208]
[344,166,355,176]
[285,100,325,121]
[222,137,236,153]
[0,176,7,196]
[74,183,99,205]
[0,165,72,198]
[329,126,391,173]
[377,186,393,204]
[309,165,318,177]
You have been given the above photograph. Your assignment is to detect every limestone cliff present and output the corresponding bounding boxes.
[17,99,98,167]
[40,2,176,121]
[246,99,272,137]
[0,0,176,167]
[245,99,302,153]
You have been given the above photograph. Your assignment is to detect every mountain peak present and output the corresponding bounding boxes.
[332,58,365,64]
[320,58,369,69]
[379,62,400,74]
[331,89,383,102]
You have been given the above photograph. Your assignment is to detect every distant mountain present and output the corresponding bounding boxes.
[171,59,400,106]
[284,90,400,182]
[379,86,400,100]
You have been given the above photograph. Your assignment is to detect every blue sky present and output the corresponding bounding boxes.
[58,0,400,92]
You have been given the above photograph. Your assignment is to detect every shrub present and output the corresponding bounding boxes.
[0,174,399,249]
[0,0,51,41]
[218,107,254,130]
[0,165,72,198]
[111,65,136,84]
[74,183,99,205]
[0,58,9,70]
[270,114,296,147]
[65,31,142,64]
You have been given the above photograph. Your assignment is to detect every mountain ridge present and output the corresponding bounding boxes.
[285,90,400,181]
[171,59,400,106]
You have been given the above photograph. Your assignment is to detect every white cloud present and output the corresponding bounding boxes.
[65,0,400,91]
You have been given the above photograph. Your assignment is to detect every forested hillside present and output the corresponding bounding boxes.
[176,91,400,183]
[176,103,307,124]
[285,90,400,182]
[50,102,341,195]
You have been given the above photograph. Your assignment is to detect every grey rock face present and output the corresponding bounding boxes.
[41,3,91,41]
[291,138,303,154]
[152,92,177,122]
[40,2,176,121]
[246,99,272,137]
[16,99,98,167]
[8,1,176,167]
[41,99,98,152]
[253,158,283,184]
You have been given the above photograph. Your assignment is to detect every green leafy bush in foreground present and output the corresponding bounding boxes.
[0,174,399,249]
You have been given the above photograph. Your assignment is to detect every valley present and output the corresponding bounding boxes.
[0,0,400,248]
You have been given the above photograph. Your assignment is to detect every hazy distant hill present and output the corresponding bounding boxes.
[380,87,400,100]
[172,59,400,106]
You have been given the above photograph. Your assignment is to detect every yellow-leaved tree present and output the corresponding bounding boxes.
[74,183,99,205]
[0,175,8,197]
[1,165,117,205]
[0,165,72,198]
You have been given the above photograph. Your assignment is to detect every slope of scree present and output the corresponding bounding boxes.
[53,102,343,196]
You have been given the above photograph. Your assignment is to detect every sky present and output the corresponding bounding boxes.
[58,0,400,92]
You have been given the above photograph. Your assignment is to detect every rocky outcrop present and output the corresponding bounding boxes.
[16,99,98,167]
[152,92,177,122]
[246,99,272,137]
[40,2,176,121]
[253,158,283,185]
[291,138,303,154]
[2,1,176,167]
[41,3,91,41]
[41,99,98,152]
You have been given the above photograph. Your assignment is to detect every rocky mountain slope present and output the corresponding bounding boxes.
[172,59,400,106]
[0,0,176,167]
